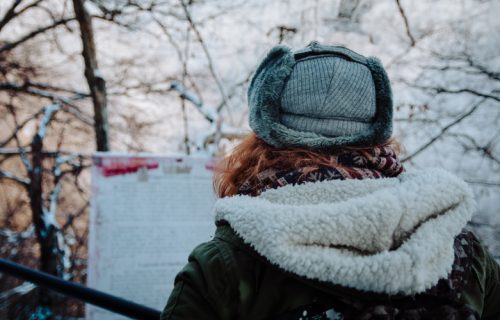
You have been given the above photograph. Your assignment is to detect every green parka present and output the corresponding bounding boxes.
[161,169,500,319]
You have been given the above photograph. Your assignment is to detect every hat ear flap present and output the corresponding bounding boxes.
[366,57,393,144]
[248,46,295,146]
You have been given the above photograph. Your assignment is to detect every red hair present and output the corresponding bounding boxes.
[213,133,400,198]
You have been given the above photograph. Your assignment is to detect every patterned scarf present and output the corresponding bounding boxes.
[238,145,404,196]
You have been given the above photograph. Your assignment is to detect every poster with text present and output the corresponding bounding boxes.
[86,154,217,320]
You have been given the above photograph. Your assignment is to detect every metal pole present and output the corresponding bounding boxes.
[0,258,161,320]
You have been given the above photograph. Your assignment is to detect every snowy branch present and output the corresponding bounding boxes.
[0,282,36,302]
[169,81,247,151]
[0,169,30,186]
[170,81,215,123]
[36,104,61,141]
[0,225,34,242]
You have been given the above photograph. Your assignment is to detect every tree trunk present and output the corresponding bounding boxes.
[30,107,63,314]
[72,0,110,151]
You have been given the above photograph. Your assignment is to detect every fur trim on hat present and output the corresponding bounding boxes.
[247,43,393,149]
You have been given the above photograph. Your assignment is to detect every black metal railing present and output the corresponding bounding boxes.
[0,258,161,320]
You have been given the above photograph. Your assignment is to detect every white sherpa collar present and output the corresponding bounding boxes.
[214,169,475,295]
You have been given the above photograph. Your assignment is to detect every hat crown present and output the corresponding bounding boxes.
[247,42,393,149]
[280,55,376,137]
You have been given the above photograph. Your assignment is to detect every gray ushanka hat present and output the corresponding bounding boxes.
[248,41,393,149]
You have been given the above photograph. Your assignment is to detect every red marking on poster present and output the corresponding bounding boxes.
[96,158,159,177]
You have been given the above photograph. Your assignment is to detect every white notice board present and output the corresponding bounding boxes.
[87,154,217,319]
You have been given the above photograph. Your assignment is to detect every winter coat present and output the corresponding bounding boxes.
[160,169,500,319]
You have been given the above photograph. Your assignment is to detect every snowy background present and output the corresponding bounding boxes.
[0,0,499,318]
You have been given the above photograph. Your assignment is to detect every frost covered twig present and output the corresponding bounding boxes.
[170,81,215,122]
[0,282,36,303]
[169,81,247,151]
[0,169,30,186]
[0,225,35,242]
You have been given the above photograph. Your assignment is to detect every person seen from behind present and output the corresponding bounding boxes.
[161,41,500,320]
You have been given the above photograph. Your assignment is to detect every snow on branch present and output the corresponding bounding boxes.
[169,81,247,152]
[0,225,35,243]
[170,81,216,122]
[0,282,36,303]
[0,169,30,186]
[36,104,61,141]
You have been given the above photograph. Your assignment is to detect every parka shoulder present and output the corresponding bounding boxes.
[160,235,240,320]
[461,232,500,319]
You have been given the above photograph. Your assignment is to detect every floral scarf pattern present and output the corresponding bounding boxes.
[238,145,404,196]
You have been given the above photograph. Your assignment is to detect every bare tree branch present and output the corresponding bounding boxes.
[0,0,24,32]
[26,81,90,97]
[402,81,500,103]
[450,133,500,165]
[0,17,75,53]
[465,56,500,81]
[395,0,416,47]
[180,26,191,154]
[433,88,500,103]
[402,99,485,162]
[0,0,45,32]
[180,0,232,116]
[0,82,94,125]
[0,147,89,157]
[465,179,500,187]
[338,0,361,19]
[0,108,45,147]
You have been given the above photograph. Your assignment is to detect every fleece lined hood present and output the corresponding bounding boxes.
[214,169,475,295]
